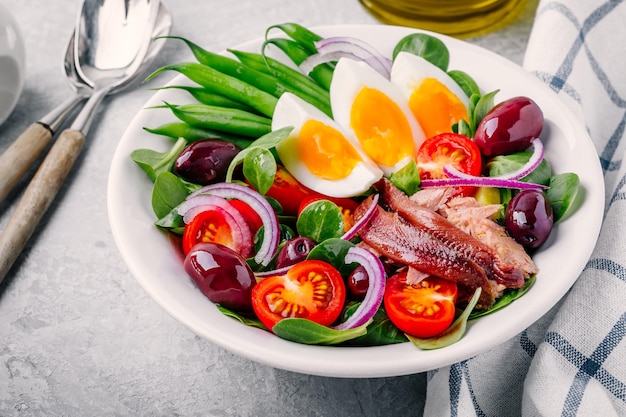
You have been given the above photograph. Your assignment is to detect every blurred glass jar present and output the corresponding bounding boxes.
[359,0,525,37]
[0,2,26,125]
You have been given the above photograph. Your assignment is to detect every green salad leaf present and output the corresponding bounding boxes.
[272,317,370,345]
[297,200,345,242]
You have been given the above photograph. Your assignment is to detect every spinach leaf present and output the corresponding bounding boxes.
[225,126,292,185]
[392,33,449,71]
[217,305,267,330]
[151,171,195,219]
[306,237,356,276]
[272,317,370,345]
[447,69,481,99]
[454,118,473,138]
[389,159,420,196]
[242,147,276,195]
[407,287,481,350]
[131,137,188,182]
[296,200,345,242]
[547,172,581,222]
[154,206,185,233]
[470,89,499,135]
[486,151,552,185]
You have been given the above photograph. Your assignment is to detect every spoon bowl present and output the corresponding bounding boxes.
[0,0,170,282]
[0,2,172,203]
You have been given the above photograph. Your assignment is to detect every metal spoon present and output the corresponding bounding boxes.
[0,2,171,203]
[0,0,169,282]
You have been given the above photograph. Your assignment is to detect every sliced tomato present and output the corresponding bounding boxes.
[297,195,359,232]
[384,271,458,338]
[262,165,321,216]
[251,260,346,330]
[182,206,253,258]
[416,132,482,195]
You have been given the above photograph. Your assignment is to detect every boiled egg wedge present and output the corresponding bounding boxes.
[391,51,470,139]
[272,92,383,198]
[330,57,426,177]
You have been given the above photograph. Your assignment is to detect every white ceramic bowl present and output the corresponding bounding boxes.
[0,2,25,125]
[108,25,605,378]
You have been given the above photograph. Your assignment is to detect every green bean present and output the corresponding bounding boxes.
[146,63,277,117]
[263,38,333,91]
[144,122,254,149]
[158,85,260,114]
[172,36,336,118]
[165,102,271,138]
[265,23,323,55]
[164,36,291,99]
[228,49,332,116]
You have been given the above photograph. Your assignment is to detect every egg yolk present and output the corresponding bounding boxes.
[298,119,361,180]
[409,78,468,139]
[350,86,415,167]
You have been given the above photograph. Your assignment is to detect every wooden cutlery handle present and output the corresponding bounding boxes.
[0,122,54,202]
[0,128,85,283]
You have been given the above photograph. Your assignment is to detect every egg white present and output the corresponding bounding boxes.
[390,51,469,116]
[330,57,425,177]
[272,92,383,198]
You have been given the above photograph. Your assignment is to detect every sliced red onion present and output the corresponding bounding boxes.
[444,138,545,182]
[178,194,234,223]
[299,36,392,78]
[254,264,293,278]
[333,246,386,331]
[341,194,379,241]
[421,177,548,190]
[298,50,355,73]
[188,183,280,266]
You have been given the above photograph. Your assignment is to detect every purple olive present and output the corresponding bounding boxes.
[347,265,369,300]
[184,242,255,311]
[275,237,317,269]
[474,96,544,157]
[174,139,241,185]
[505,189,554,249]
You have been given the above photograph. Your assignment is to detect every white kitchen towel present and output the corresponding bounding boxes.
[423,1,626,416]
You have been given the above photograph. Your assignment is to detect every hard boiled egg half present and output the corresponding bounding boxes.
[272,92,383,198]
[330,57,426,177]
[391,51,470,139]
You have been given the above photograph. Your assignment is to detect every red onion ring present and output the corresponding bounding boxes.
[423,139,548,190]
[299,36,392,78]
[443,138,544,182]
[421,177,548,190]
[188,183,280,266]
[254,264,293,278]
[341,194,379,241]
[333,246,386,330]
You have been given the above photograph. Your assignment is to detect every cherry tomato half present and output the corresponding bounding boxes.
[182,206,253,258]
[263,165,321,216]
[416,132,482,195]
[384,271,458,338]
[251,260,346,330]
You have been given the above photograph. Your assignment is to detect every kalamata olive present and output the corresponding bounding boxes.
[505,189,554,249]
[183,242,255,311]
[474,96,544,157]
[174,139,241,185]
[275,237,317,269]
[347,265,369,300]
